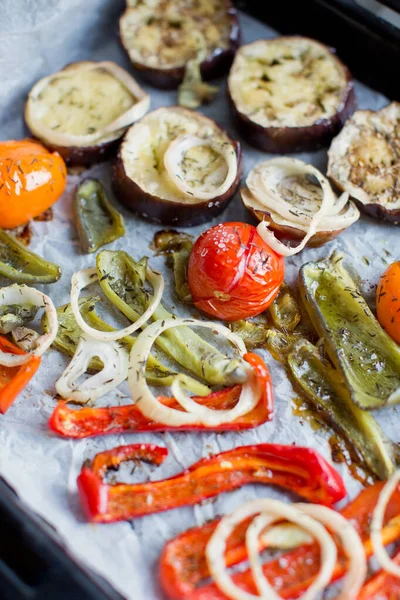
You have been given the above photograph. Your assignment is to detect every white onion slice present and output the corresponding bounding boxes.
[371,469,400,578]
[26,61,150,148]
[164,135,238,200]
[206,498,366,600]
[70,267,163,341]
[128,318,260,427]
[0,284,58,366]
[55,335,129,404]
[206,499,337,600]
[244,158,358,256]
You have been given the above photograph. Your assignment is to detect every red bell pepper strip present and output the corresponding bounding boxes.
[77,443,345,524]
[159,482,400,600]
[50,353,273,438]
[0,335,41,414]
[358,548,400,599]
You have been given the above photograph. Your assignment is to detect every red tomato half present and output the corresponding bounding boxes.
[188,222,285,321]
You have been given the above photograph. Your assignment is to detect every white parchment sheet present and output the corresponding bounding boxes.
[1,2,399,598]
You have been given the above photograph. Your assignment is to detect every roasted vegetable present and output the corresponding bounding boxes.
[0,229,61,284]
[74,179,125,254]
[96,250,246,386]
[268,282,301,331]
[0,304,39,335]
[188,223,284,321]
[300,253,400,409]
[113,107,241,227]
[0,335,41,414]
[77,443,345,523]
[377,261,400,345]
[328,102,400,224]
[152,230,193,302]
[0,140,66,229]
[45,296,208,392]
[288,339,396,479]
[119,0,239,90]
[159,482,400,600]
[228,37,355,153]
[177,55,218,109]
[25,61,149,166]
[50,353,273,437]
[241,158,359,251]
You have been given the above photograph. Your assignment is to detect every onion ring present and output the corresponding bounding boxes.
[206,499,366,600]
[371,469,400,578]
[0,284,57,366]
[55,335,129,404]
[244,158,358,256]
[128,318,260,427]
[164,135,238,201]
[70,267,163,342]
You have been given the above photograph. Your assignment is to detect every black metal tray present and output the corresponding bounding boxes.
[1,1,398,598]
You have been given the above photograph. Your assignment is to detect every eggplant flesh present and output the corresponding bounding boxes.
[288,339,396,480]
[119,0,239,89]
[228,37,355,153]
[25,61,149,165]
[328,102,400,225]
[300,252,400,409]
[113,106,241,226]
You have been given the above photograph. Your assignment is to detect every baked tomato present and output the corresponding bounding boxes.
[0,139,67,229]
[188,222,284,321]
[377,261,400,345]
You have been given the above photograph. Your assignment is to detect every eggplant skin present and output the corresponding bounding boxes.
[113,142,242,227]
[119,2,240,90]
[228,38,356,153]
[44,138,120,167]
[243,202,344,248]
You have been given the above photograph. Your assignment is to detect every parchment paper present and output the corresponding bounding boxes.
[1,3,399,599]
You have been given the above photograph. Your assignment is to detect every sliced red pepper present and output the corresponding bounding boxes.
[77,443,345,524]
[358,548,400,599]
[0,335,41,414]
[50,352,273,438]
[159,482,400,600]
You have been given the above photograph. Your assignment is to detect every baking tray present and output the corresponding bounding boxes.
[0,1,398,599]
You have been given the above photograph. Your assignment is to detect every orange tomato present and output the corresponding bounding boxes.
[376,261,400,345]
[0,139,67,229]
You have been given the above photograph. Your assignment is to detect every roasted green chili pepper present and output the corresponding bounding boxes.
[268,283,301,332]
[178,55,218,109]
[44,296,208,394]
[153,230,193,303]
[0,229,61,283]
[300,252,400,409]
[288,339,396,480]
[0,303,39,334]
[74,179,125,254]
[96,250,247,386]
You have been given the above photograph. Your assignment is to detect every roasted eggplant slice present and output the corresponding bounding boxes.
[328,102,400,224]
[300,252,400,410]
[241,158,359,251]
[228,37,355,153]
[119,0,240,90]
[25,61,150,166]
[113,107,241,226]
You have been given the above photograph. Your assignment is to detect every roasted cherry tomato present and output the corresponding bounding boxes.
[0,139,67,229]
[187,222,284,321]
[377,261,400,345]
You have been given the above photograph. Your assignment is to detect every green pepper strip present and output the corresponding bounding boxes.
[268,282,302,332]
[300,251,400,409]
[288,338,396,480]
[74,179,125,254]
[153,230,193,303]
[44,296,209,394]
[0,229,61,284]
[96,250,247,386]
[0,303,39,334]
